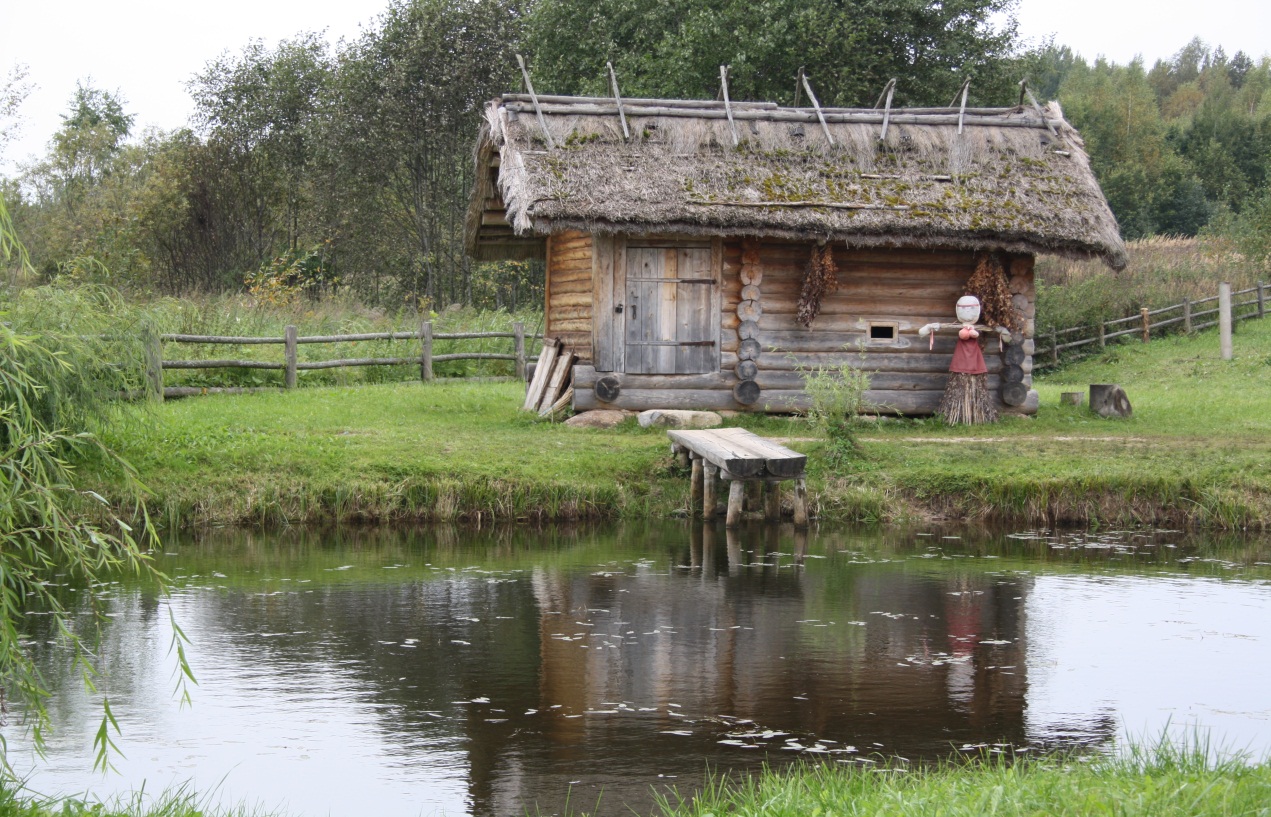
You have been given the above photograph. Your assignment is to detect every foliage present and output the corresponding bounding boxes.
[795,352,871,468]
[244,243,339,306]
[0,64,32,157]
[0,293,191,766]
[0,780,277,817]
[525,0,1023,108]
[654,736,1271,817]
[1034,236,1264,335]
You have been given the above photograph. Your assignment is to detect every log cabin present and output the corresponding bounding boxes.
[465,90,1126,416]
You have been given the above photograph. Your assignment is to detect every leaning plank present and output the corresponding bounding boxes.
[523,339,560,411]
[537,350,575,413]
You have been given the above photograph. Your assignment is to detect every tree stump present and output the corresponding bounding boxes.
[1089,384,1132,418]
[1060,392,1083,407]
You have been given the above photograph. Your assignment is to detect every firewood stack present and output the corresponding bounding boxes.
[522,338,575,419]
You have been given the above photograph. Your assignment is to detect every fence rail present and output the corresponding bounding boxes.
[143,321,543,399]
[1035,281,1265,368]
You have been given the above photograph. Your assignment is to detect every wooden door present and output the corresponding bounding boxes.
[623,244,718,374]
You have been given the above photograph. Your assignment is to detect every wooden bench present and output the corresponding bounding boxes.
[667,428,808,527]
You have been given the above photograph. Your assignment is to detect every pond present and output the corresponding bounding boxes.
[8,523,1271,816]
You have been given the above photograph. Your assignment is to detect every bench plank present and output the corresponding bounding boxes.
[667,428,805,480]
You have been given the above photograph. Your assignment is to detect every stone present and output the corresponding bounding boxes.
[565,410,628,429]
[637,409,724,429]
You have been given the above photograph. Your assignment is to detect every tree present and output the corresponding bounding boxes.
[329,0,526,306]
[525,0,1023,108]
[1,63,33,159]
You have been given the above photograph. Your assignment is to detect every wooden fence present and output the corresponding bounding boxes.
[1035,281,1266,368]
[143,321,541,399]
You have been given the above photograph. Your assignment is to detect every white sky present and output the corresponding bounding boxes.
[2,0,1269,175]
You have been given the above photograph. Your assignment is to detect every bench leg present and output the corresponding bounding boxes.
[703,464,718,519]
[726,480,745,527]
[673,443,690,470]
[690,454,703,514]
[792,478,809,528]
[764,481,781,522]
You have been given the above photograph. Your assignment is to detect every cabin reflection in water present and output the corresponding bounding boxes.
[458,526,1103,817]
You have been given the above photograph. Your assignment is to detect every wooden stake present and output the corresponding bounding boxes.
[1258,282,1266,319]
[420,320,434,382]
[792,478,809,528]
[284,324,298,389]
[516,54,556,149]
[1183,298,1192,333]
[719,65,739,146]
[703,464,718,519]
[764,482,781,522]
[607,62,629,141]
[1097,320,1106,349]
[1140,307,1150,343]
[1219,281,1233,361]
[690,454,704,514]
[800,73,834,146]
[951,78,971,134]
[1051,329,1058,365]
[513,321,526,381]
[876,78,896,141]
[143,329,164,402]
[726,480,745,527]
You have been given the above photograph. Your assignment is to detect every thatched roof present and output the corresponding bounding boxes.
[466,93,1127,269]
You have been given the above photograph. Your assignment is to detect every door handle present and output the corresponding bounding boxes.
[629,304,636,320]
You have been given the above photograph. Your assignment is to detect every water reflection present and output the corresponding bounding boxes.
[7,524,1270,817]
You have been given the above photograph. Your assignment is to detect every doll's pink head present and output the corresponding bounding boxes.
[955,295,981,324]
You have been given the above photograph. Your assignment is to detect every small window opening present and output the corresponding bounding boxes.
[868,322,898,341]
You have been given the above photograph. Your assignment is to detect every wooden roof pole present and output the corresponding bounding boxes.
[719,65,739,146]
[800,73,835,146]
[793,66,805,108]
[607,62,630,141]
[516,53,556,149]
[1019,79,1060,139]
[875,78,897,141]
[951,77,971,134]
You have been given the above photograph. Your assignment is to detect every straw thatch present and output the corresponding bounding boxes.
[466,94,1127,269]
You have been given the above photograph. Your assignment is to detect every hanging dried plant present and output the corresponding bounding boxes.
[964,252,1017,333]
[796,244,839,326]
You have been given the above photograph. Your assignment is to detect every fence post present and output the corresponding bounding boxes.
[284,325,298,388]
[513,321,526,381]
[1140,307,1150,343]
[1258,282,1266,320]
[142,329,164,402]
[1219,282,1233,361]
[1050,329,1058,365]
[1097,320,1105,349]
[419,320,434,381]
[1183,298,1192,333]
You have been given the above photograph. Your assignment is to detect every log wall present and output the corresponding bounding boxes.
[546,230,594,363]
[573,237,1037,415]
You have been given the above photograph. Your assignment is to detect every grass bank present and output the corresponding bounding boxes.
[652,741,1271,817]
[0,783,274,817]
[85,312,1271,531]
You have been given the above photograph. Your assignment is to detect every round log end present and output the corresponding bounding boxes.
[1001,363,1025,384]
[733,380,761,406]
[1001,382,1028,406]
[737,320,760,341]
[735,359,759,381]
[594,376,621,403]
[738,338,763,361]
[1003,343,1026,366]
[737,300,762,322]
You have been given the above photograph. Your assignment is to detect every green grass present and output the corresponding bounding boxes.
[86,316,1271,530]
[652,738,1271,817]
[0,782,279,817]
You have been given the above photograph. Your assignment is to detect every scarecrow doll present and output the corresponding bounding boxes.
[919,295,1011,425]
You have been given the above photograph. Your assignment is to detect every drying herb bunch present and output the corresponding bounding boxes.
[964,252,1018,333]
[797,243,839,326]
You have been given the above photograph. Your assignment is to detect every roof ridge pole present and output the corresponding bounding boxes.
[800,73,835,146]
[1019,79,1060,139]
[607,62,630,141]
[516,53,556,149]
[875,78,897,141]
[719,65,739,147]
[950,77,971,134]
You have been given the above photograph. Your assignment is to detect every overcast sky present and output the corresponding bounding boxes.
[3,0,1269,174]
